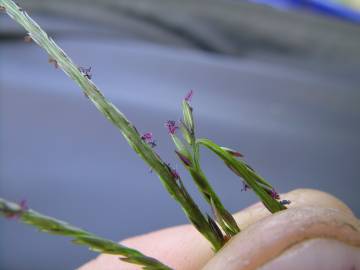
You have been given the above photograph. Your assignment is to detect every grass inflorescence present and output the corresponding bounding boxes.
[0,0,289,268]
[0,0,225,252]
[0,198,172,270]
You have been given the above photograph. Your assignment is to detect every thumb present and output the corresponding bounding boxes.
[203,191,360,270]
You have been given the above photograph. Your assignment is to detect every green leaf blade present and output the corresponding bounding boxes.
[196,138,286,213]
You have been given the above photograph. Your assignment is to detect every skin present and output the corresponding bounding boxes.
[78,189,360,270]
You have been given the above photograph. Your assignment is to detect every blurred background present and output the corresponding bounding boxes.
[1,0,360,269]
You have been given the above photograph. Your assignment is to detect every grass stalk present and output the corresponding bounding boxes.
[0,198,172,270]
[0,0,223,251]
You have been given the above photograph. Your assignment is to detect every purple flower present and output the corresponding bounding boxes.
[165,120,178,135]
[141,132,153,141]
[267,188,280,200]
[184,90,194,102]
[141,132,156,148]
[280,199,291,205]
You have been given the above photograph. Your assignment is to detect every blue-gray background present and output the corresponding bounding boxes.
[1,1,360,269]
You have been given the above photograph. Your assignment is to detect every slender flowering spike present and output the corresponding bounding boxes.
[184,90,194,102]
[175,150,192,166]
[78,66,92,79]
[280,199,291,205]
[0,198,173,270]
[48,58,58,69]
[165,120,178,135]
[24,34,32,42]
[0,2,225,250]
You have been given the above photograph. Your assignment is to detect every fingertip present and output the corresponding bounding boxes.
[203,207,360,270]
[233,188,355,229]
